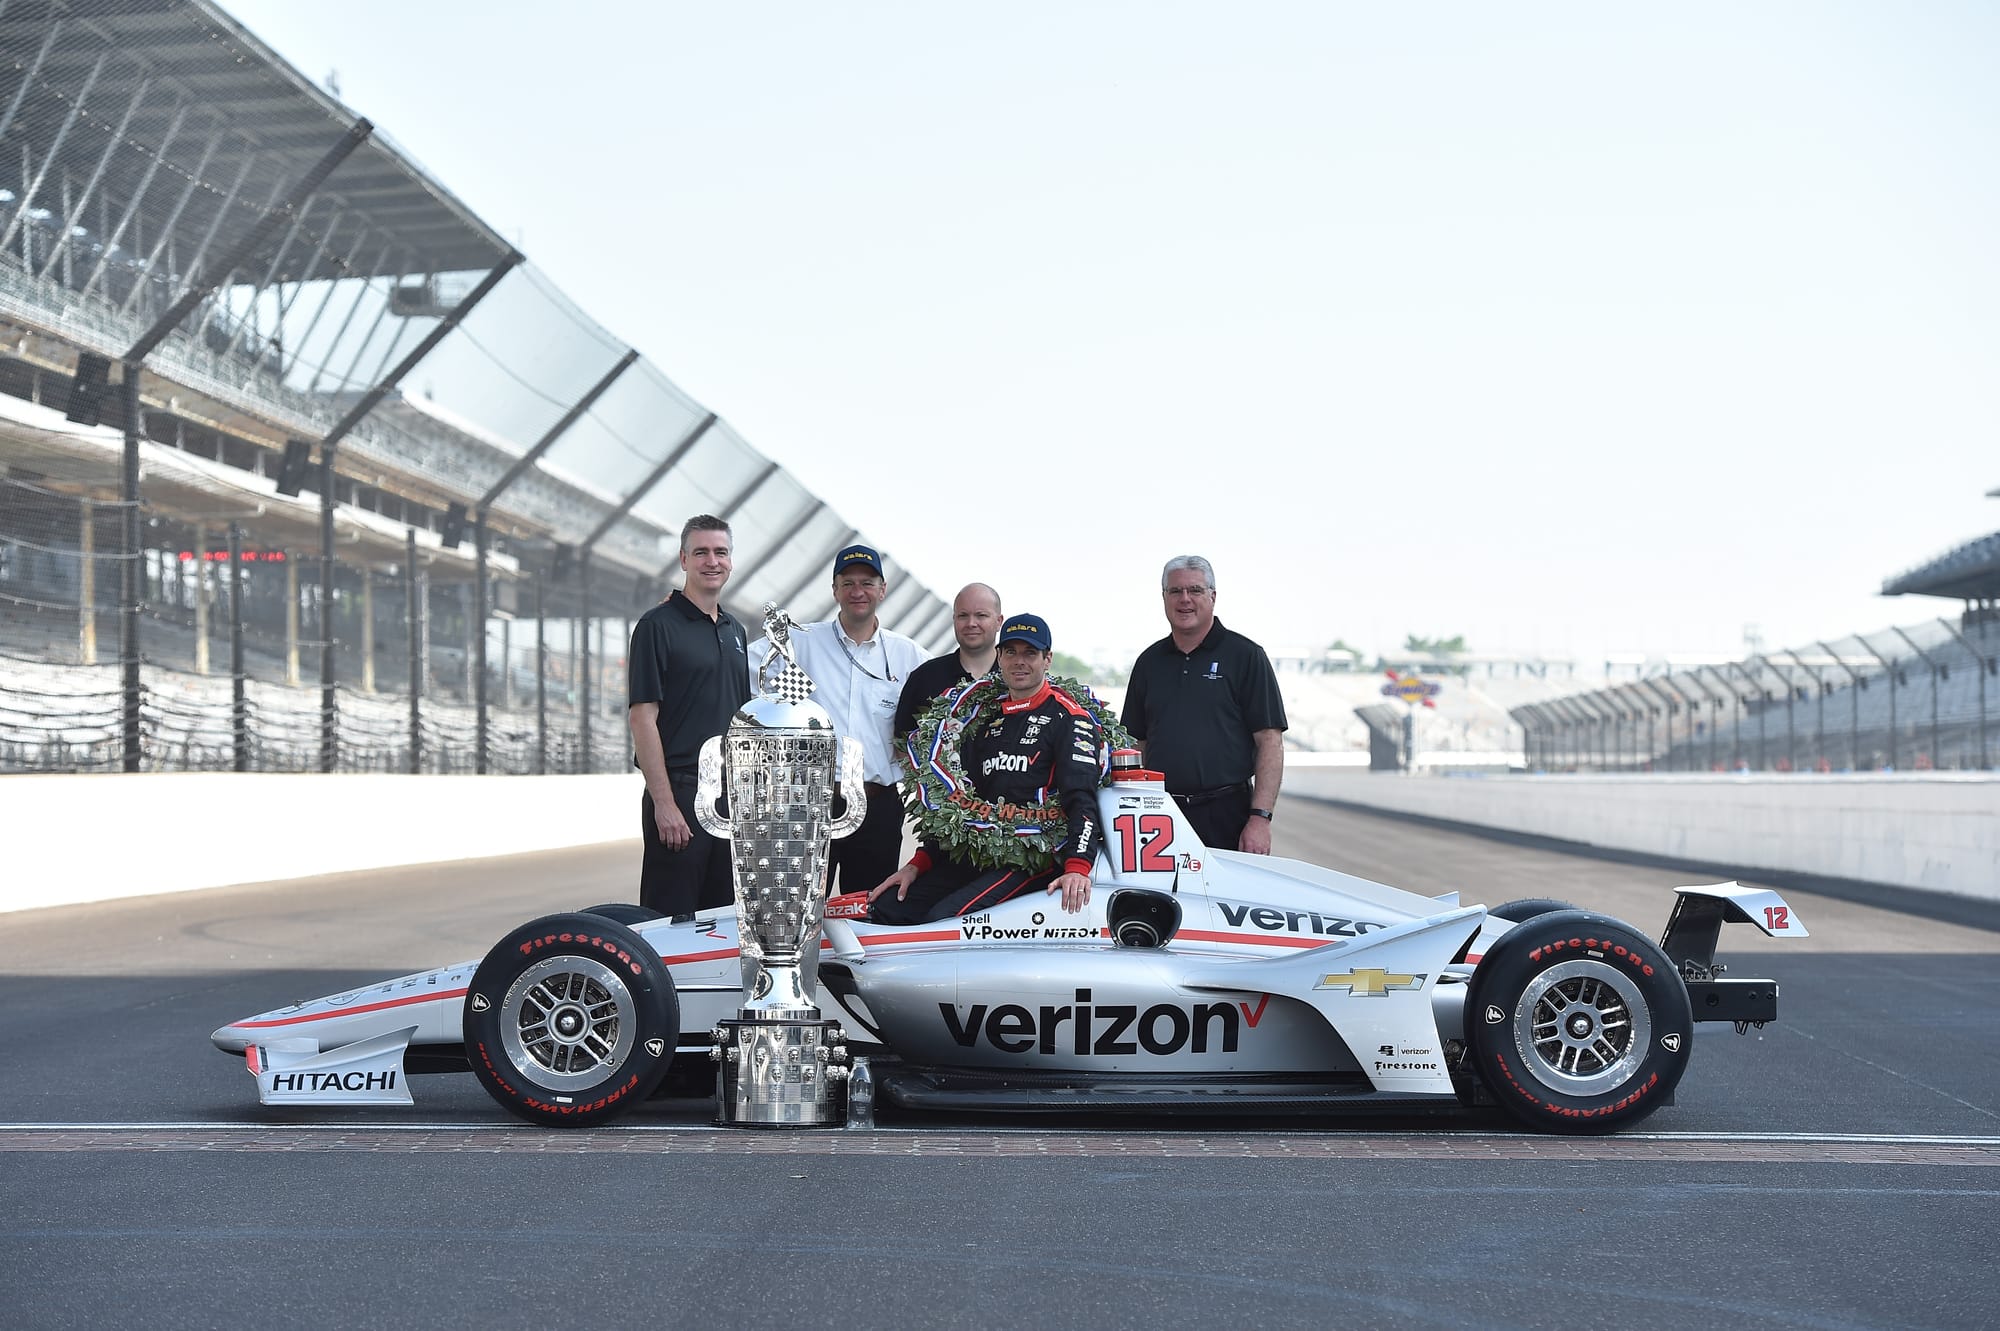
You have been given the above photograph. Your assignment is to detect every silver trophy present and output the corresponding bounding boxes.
[695,604,866,1127]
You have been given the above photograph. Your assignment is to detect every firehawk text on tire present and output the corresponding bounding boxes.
[463,912,680,1127]
[1466,910,1692,1134]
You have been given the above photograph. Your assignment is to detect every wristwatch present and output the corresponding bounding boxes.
[1248,808,1273,822]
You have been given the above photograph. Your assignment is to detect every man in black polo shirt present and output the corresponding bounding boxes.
[627,515,752,915]
[893,581,1003,743]
[1122,555,1287,855]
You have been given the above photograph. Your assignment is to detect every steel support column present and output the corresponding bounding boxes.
[480,349,642,510]
[1814,641,1863,771]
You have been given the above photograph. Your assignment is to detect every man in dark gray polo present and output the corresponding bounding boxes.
[1121,555,1287,855]
[627,514,751,915]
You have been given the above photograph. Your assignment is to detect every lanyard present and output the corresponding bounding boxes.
[834,631,898,683]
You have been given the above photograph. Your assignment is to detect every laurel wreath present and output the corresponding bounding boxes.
[898,674,1132,872]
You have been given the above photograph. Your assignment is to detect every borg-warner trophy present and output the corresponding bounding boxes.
[695,605,867,1127]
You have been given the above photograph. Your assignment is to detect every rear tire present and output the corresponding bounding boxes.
[1466,910,1691,1134]
[464,912,679,1127]
[581,903,663,928]
[1490,898,1578,923]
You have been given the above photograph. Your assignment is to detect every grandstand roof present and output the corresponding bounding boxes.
[0,0,507,282]
[1881,531,2000,601]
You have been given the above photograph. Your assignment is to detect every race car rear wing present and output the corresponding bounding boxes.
[1659,883,1808,1031]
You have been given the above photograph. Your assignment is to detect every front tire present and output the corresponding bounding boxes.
[464,913,680,1127]
[1466,910,1691,1134]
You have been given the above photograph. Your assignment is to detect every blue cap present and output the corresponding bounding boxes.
[832,544,883,578]
[998,613,1052,651]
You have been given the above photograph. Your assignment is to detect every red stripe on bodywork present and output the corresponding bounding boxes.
[859,929,960,947]
[654,947,739,966]
[245,1045,262,1073]
[1176,928,1326,950]
[234,987,469,1028]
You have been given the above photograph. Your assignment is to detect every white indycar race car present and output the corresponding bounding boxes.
[211,765,1806,1134]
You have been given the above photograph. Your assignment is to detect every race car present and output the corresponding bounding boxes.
[209,762,1806,1134]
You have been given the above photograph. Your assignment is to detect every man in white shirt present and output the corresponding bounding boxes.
[752,543,926,894]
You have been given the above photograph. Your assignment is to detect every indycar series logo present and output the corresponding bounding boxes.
[1216,902,1386,939]
[940,988,1260,1055]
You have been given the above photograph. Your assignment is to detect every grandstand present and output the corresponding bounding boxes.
[0,0,952,774]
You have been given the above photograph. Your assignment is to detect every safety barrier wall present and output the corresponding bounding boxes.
[3,771,637,913]
[1285,768,2000,905]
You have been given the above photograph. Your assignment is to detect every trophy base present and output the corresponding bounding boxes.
[713,1015,850,1128]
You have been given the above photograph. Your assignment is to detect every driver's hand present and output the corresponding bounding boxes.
[869,864,920,903]
[653,795,692,851]
[1048,871,1092,914]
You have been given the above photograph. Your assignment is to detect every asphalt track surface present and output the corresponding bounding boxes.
[4,802,1997,1330]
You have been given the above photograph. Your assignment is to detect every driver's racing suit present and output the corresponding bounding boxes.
[869,681,1102,924]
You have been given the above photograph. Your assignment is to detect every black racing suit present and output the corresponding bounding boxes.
[869,681,1103,924]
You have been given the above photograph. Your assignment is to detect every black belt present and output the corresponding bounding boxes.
[864,781,901,795]
[1172,781,1249,807]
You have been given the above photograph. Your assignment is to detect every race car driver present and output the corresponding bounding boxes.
[868,613,1102,924]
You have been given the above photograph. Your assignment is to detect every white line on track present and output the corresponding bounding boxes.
[4,1122,1997,1147]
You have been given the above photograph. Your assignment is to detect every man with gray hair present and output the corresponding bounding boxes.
[1121,555,1288,854]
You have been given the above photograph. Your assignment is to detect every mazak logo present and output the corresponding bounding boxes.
[982,752,1031,777]
[1217,902,1386,939]
[268,1070,398,1094]
[940,988,1260,1056]
[1314,968,1425,996]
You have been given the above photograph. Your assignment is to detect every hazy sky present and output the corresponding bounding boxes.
[228,1,2000,666]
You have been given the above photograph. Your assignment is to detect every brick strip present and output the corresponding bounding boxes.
[1,1127,1994,1164]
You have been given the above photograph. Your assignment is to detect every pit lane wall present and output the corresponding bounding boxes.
[3,773,638,914]
[1285,768,2000,905]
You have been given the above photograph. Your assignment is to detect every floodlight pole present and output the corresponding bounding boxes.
[1934,618,1989,769]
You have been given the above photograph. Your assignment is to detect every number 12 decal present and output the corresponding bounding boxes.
[1113,813,1176,873]
[1763,905,1790,931]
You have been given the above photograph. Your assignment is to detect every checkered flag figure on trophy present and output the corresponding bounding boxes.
[757,603,818,703]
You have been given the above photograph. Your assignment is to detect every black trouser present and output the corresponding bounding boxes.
[1174,783,1252,854]
[639,775,734,916]
[828,782,906,896]
[868,857,1054,925]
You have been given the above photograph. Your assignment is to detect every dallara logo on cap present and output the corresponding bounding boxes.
[1314,968,1426,996]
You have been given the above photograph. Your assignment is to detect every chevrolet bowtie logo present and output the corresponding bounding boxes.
[1315,968,1425,996]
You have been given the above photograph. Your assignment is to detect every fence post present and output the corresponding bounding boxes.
[535,574,548,776]
[120,363,142,771]
[579,552,593,774]
[319,447,337,772]
[229,522,246,772]
[406,530,421,774]
[475,512,488,775]
[78,495,96,664]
